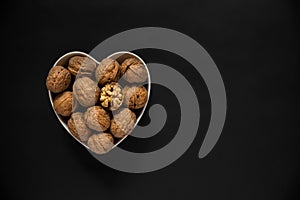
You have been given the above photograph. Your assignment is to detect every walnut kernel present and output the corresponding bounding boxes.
[100,82,123,110]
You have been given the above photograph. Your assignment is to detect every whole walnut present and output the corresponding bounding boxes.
[84,106,110,132]
[73,77,100,107]
[67,112,91,142]
[68,56,96,77]
[120,58,147,83]
[95,58,120,85]
[123,85,148,109]
[110,108,136,138]
[87,133,114,154]
[46,66,71,93]
[100,82,123,111]
[53,91,73,116]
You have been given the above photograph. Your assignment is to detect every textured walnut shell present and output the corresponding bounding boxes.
[84,106,110,132]
[46,66,71,93]
[95,58,120,85]
[123,85,148,109]
[87,133,114,154]
[73,77,100,107]
[68,56,96,77]
[121,58,147,83]
[100,82,123,111]
[53,91,73,116]
[110,108,136,138]
[67,112,91,142]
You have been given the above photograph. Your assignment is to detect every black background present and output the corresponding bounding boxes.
[2,0,299,199]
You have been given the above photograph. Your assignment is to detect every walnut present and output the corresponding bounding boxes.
[120,58,147,83]
[73,77,100,107]
[95,58,120,85]
[46,66,71,93]
[87,133,114,154]
[68,56,96,77]
[100,82,123,111]
[84,106,110,132]
[53,91,73,116]
[67,112,91,142]
[110,108,136,138]
[123,85,148,109]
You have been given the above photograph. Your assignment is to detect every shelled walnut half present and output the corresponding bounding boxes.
[100,82,123,111]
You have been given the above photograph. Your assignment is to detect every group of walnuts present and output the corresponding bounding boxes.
[46,54,148,154]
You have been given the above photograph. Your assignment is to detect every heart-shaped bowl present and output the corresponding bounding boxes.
[48,51,151,154]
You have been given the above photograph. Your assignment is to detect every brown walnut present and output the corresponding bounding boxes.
[95,58,120,85]
[120,58,147,83]
[123,85,148,109]
[46,66,71,93]
[73,77,100,107]
[84,106,110,132]
[53,91,73,116]
[68,56,96,77]
[110,108,136,138]
[87,133,114,154]
[67,112,91,142]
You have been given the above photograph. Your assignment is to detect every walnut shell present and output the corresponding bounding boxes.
[67,112,91,142]
[53,91,73,116]
[87,133,114,154]
[110,108,136,138]
[121,58,147,83]
[68,56,96,77]
[100,82,123,111]
[123,85,148,109]
[46,66,71,93]
[95,58,120,85]
[73,77,100,107]
[84,106,110,132]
